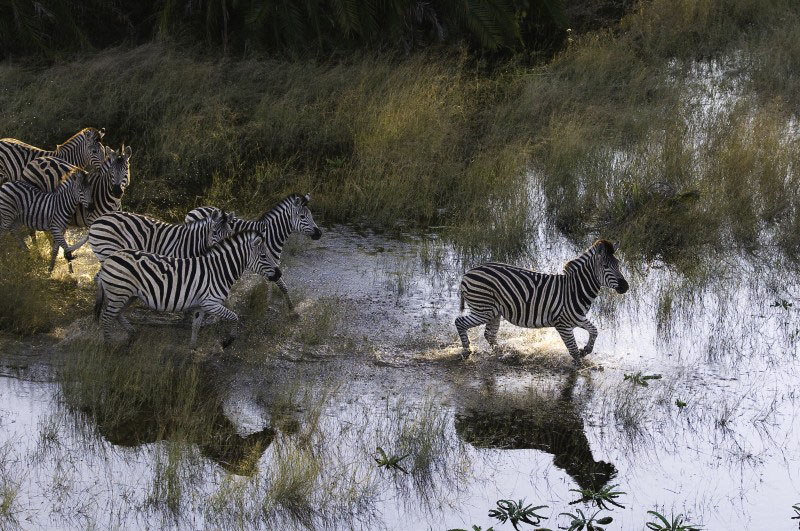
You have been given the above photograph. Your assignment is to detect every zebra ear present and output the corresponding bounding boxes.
[300,194,310,206]
[613,241,620,253]
[98,127,106,139]
[123,145,132,159]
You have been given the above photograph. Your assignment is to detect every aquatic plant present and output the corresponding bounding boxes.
[645,510,703,531]
[373,447,409,474]
[675,399,687,410]
[770,299,793,310]
[569,484,626,510]
[488,499,548,530]
[558,509,612,531]
[623,373,663,387]
[792,503,800,521]
[448,526,495,531]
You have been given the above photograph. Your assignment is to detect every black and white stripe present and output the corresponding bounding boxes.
[94,231,282,345]
[22,144,132,227]
[88,209,233,263]
[0,171,92,271]
[0,128,105,183]
[455,240,629,362]
[185,193,322,312]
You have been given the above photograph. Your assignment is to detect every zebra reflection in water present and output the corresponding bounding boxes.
[454,372,616,492]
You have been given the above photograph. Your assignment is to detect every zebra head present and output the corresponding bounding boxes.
[290,194,322,240]
[592,240,628,294]
[107,144,132,199]
[208,210,235,246]
[246,233,282,282]
[72,171,93,210]
[85,127,106,171]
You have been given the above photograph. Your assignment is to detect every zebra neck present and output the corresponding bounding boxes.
[206,238,249,289]
[53,142,83,166]
[565,262,601,315]
[256,210,292,262]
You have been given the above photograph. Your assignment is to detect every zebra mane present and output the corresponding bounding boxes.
[210,230,261,253]
[257,194,301,223]
[563,240,616,274]
[56,128,99,149]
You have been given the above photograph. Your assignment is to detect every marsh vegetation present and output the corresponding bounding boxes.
[1,0,800,529]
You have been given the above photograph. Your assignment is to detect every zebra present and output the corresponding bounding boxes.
[455,240,629,363]
[88,209,234,264]
[0,171,92,271]
[93,231,282,346]
[22,144,132,227]
[0,127,106,183]
[184,193,322,314]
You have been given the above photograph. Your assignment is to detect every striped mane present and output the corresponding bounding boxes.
[257,194,299,223]
[56,128,99,150]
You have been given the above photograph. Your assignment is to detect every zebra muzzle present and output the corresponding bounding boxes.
[268,267,282,282]
[311,228,322,240]
[615,279,629,294]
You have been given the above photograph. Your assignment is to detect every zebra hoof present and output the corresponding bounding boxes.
[289,311,300,321]
[579,348,592,358]
[460,348,471,360]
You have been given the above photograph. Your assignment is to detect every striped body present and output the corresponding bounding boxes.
[185,194,322,312]
[89,210,232,263]
[455,240,629,362]
[22,145,132,227]
[94,231,281,345]
[0,173,91,271]
[0,128,105,183]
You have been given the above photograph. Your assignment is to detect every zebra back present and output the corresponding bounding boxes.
[89,209,234,263]
[185,193,322,264]
[0,171,92,232]
[0,127,105,183]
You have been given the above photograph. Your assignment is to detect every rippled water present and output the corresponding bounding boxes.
[1,220,799,530]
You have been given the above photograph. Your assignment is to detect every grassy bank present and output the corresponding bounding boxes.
[0,0,799,269]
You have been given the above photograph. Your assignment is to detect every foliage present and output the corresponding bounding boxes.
[569,484,625,510]
[645,510,703,531]
[0,0,569,57]
[448,526,495,531]
[488,499,548,530]
[675,399,687,410]
[373,447,409,474]
[558,509,612,531]
[623,373,663,387]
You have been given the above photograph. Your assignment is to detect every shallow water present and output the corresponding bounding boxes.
[1,221,800,530]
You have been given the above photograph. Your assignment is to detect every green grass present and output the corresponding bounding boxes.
[0,245,91,336]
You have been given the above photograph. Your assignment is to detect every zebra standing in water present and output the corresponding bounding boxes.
[0,171,92,271]
[88,209,234,263]
[94,231,282,346]
[0,128,105,183]
[455,240,629,363]
[184,194,322,314]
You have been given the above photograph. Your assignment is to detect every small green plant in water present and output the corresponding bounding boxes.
[675,399,687,410]
[770,299,793,310]
[448,526,496,531]
[373,447,409,474]
[558,509,612,531]
[624,372,663,387]
[792,503,800,522]
[645,510,703,530]
[488,499,548,530]
[569,484,626,510]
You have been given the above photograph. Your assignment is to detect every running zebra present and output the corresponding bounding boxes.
[88,209,234,263]
[185,193,322,313]
[455,240,629,363]
[0,128,105,183]
[94,231,282,346]
[0,171,92,271]
[22,144,132,227]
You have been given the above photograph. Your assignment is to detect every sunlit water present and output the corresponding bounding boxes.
[1,220,800,530]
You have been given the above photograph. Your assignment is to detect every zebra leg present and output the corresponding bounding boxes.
[275,277,298,318]
[484,316,501,347]
[455,312,493,359]
[555,323,582,364]
[199,303,238,348]
[191,310,206,347]
[48,227,71,273]
[66,233,89,254]
[101,294,135,342]
[578,318,598,357]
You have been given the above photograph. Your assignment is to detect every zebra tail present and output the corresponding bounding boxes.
[93,277,105,323]
[459,292,465,313]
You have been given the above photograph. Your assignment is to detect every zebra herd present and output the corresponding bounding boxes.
[1,127,628,362]
[0,127,321,347]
